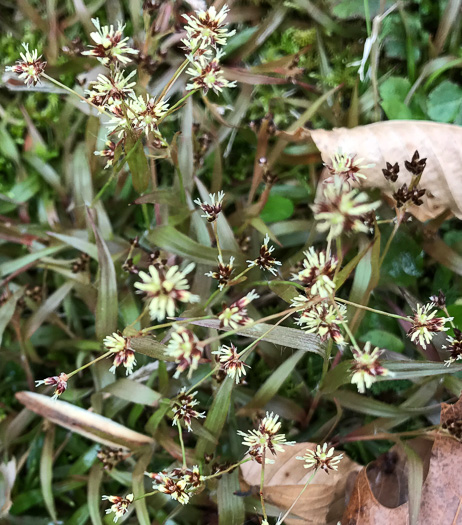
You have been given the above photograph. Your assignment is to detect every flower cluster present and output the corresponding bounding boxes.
[205,255,235,290]
[218,290,259,329]
[325,153,372,184]
[291,247,337,298]
[135,263,199,321]
[171,389,205,431]
[194,191,225,222]
[97,447,130,471]
[147,467,202,505]
[443,328,462,366]
[407,303,452,348]
[238,412,295,463]
[5,43,47,86]
[313,175,380,238]
[213,343,249,383]
[183,5,236,95]
[166,325,203,378]
[102,493,134,523]
[104,332,137,375]
[297,443,343,473]
[295,301,346,344]
[350,342,389,394]
[35,372,68,400]
[247,234,282,276]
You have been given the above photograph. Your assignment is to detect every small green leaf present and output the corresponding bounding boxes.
[40,424,57,522]
[260,194,294,223]
[427,80,462,123]
[133,447,153,525]
[125,133,150,193]
[88,465,104,525]
[217,470,245,525]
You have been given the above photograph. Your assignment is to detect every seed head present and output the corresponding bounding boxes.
[291,247,337,298]
[325,153,372,183]
[102,493,134,522]
[205,255,235,290]
[350,342,389,394]
[295,301,346,344]
[247,234,282,275]
[407,303,452,348]
[212,343,249,383]
[166,325,203,378]
[218,290,259,329]
[35,372,68,400]
[171,389,206,431]
[296,443,343,473]
[5,43,47,87]
[194,191,225,222]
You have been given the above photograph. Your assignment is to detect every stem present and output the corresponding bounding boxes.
[335,297,409,321]
[260,450,268,522]
[178,425,187,470]
[185,367,218,396]
[134,489,159,501]
[364,0,371,36]
[201,458,253,480]
[213,221,222,259]
[42,73,111,116]
[158,90,198,123]
[379,219,401,267]
[175,163,187,205]
[277,470,317,524]
[329,296,360,351]
[139,315,212,335]
[66,351,113,379]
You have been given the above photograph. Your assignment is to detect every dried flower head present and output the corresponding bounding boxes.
[135,263,199,321]
[103,332,137,375]
[297,443,343,473]
[206,255,235,290]
[291,248,337,299]
[443,328,462,366]
[186,51,236,94]
[83,18,139,66]
[94,140,118,169]
[393,183,426,208]
[166,325,203,378]
[429,290,446,309]
[194,191,225,222]
[407,303,452,348]
[218,290,259,329]
[404,150,427,176]
[350,342,389,394]
[171,389,206,431]
[5,43,47,86]
[296,301,346,344]
[182,4,236,51]
[85,70,136,107]
[238,412,295,464]
[35,372,68,400]
[97,447,130,471]
[102,493,134,522]
[152,473,190,505]
[247,234,282,275]
[325,153,373,183]
[312,176,381,239]
[212,343,249,383]
[382,161,400,182]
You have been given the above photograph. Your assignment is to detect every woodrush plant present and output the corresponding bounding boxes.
[4,3,462,524]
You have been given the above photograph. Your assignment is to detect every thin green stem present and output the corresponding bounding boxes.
[139,315,212,335]
[175,163,187,205]
[66,351,113,379]
[364,0,371,36]
[260,450,268,522]
[158,90,198,123]
[201,458,253,480]
[329,296,360,351]
[185,367,218,396]
[335,297,409,321]
[42,73,111,116]
[178,425,187,470]
[158,57,191,102]
[213,221,222,259]
[277,470,317,524]
[135,489,159,501]
[379,219,400,267]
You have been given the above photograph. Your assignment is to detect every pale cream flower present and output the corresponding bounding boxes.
[102,493,134,522]
[325,152,373,183]
[5,43,46,86]
[218,290,259,329]
[291,248,337,298]
[407,303,452,348]
[182,4,236,51]
[194,191,225,222]
[166,325,203,378]
[186,51,236,94]
[350,342,389,394]
[171,389,205,431]
[247,234,282,276]
[35,372,68,400]
[297,443,343,472]
[212,343,249,383]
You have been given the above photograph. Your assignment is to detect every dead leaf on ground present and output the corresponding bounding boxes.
[16,391,154,450]
[240,442,361,524]
[292,120,462,222]
[342,395,462,524]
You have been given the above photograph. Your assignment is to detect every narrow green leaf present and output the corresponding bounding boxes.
[102,378,162,406]
[47,232,99,260]
[88,464,104,525]
[245,349,306,409]
[0,288,23,345]
[128,336,175,361]
[24,281,74,339]
[0,245,63,277]
[401,443,423,525]
[195,377,233,459]
[132,446,153,525]
[40,424,57,522]
[217,470,245,525]
[125,133,149,193]
[87,209,118,340]
[67,504,90,525]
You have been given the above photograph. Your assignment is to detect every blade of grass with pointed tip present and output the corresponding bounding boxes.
[24,281,74,339]
[0,245,63,277]
[16,392,154,449]
[195,377,234,459]
[87,209,118,340]
[402,442,423,525]
[0,288,23,345]
[47,232,99,259]
[40,424,57,522]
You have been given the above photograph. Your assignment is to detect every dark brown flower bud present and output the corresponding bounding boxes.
[404,150,427,176]
[382,161,400,182]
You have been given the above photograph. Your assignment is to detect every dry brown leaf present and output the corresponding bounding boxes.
[240,442,361,525]
[308,121,462,221]
[342,396,462,524]
[16,391,154,449]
